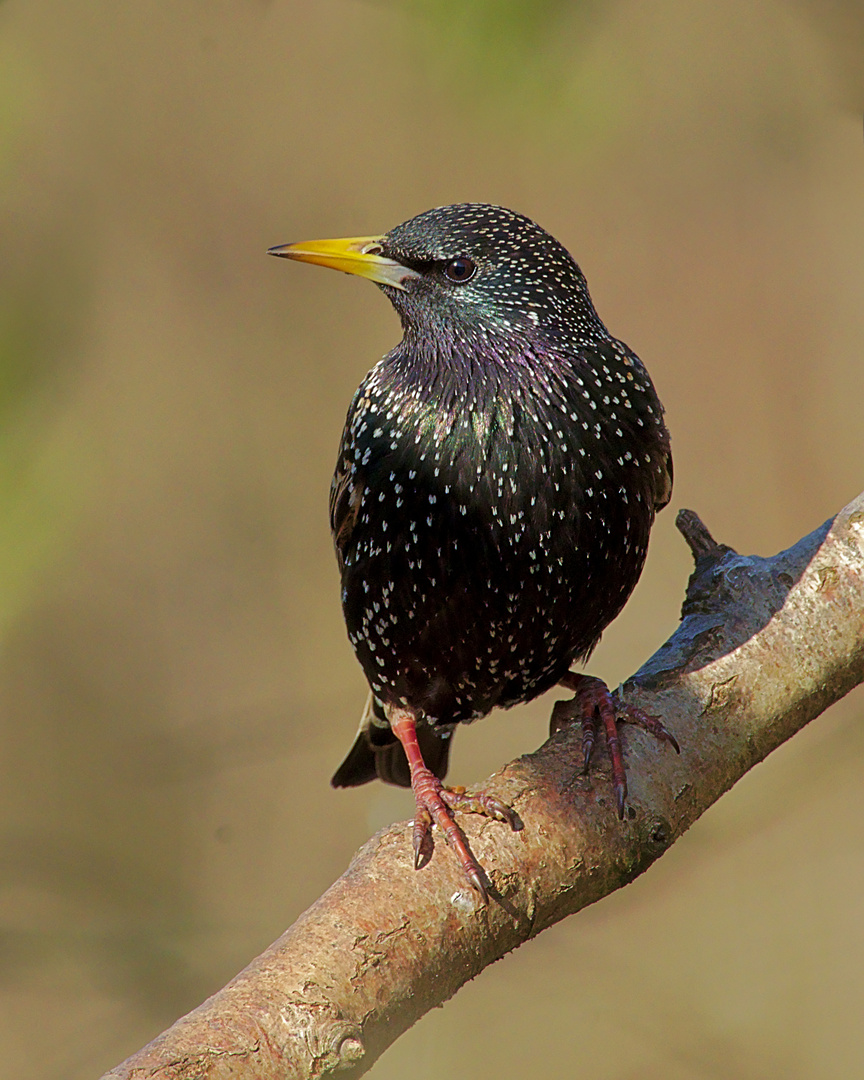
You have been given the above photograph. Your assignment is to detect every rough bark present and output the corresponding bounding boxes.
[101,493,864,1080]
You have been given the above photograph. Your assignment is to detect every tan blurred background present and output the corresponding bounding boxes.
[0,1,863,1076]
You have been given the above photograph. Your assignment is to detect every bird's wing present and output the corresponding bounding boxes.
[329,452,364,572]
[655,446,673,512]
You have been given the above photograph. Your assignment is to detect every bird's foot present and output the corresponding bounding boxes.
[409,767,519,904]
[387,705,519,904]
[551,673,679,818]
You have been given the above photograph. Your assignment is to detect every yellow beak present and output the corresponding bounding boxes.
[268,234,418,291]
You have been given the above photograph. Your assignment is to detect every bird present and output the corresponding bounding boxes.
[269,204,677,903]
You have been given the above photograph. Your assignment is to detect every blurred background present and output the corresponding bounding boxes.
[0,1,862,1077]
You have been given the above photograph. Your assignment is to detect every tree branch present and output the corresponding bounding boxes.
[101,493,864,1080]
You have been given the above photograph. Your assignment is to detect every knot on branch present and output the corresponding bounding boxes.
[305,1017,365,1076]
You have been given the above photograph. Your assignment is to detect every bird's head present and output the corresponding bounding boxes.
[270,204,604,349]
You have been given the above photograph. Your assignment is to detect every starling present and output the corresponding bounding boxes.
[270,204,676,903]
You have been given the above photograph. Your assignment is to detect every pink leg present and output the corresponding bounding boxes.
[389,707,520,905]
[552,673,679,818]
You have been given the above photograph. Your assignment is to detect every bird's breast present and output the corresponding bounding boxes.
[330,336,669,723]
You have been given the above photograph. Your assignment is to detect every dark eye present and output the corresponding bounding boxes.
[444,257,477,283]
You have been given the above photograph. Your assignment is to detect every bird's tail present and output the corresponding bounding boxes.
[331,693,452,789]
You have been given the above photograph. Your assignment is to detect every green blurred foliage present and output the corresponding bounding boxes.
[406,0,595,87]
[0,274,86,629]
[0,34,90,630]
[397,0,625,147]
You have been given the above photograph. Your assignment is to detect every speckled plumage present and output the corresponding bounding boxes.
[270,203,675,899]
[325,205,671,783]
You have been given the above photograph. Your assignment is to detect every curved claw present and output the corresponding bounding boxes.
[620,702,681,756]
[581,713,598,772]
[465,866,489,906]
[614,779,627,820]
[413,808,434,870]
[663,728,681,755]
